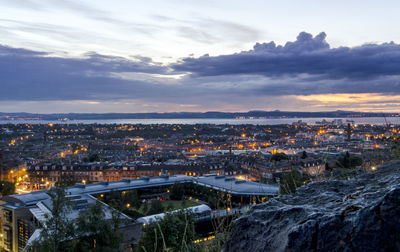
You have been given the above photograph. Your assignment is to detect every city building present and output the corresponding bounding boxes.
[0,174,278,251]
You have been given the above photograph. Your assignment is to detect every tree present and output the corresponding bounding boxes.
[55,175,75,188]
[75,201,123,252]
[271,152,289,162]
[142,202,149,215]
[279,169,309,194]
[391,138,400,159]
[33,189,124,252]
[392,144,400,159]
[0,181,15,196]
[139,211,196,252]
[207,195,219,209]
[122,190,141,210]
[147,200,165,215]
[342,151,351,168]
[337,152,363,169]
[122,208,144,219]
[350,155,363,167]
[325,162,332,171]
[169,183,185,200]
[103,190,123,210]
[83,153,100,163]
[32,188,75,252]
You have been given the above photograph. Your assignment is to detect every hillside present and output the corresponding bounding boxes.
[225,162,400,252]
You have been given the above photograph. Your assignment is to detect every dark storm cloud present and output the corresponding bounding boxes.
[0,45,245,105]
[0,45,174,101]
[0,45,167,73]
[3,31,400,106]
[0,44,46,56]
[172,32,400,80]
[249,76,400,96]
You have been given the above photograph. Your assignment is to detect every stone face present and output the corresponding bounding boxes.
[225,162,400,252]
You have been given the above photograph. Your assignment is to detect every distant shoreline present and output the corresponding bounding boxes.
[1,117,399,125]
[0,110,398,121]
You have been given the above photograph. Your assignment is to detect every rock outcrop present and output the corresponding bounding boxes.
[225,162,400,252]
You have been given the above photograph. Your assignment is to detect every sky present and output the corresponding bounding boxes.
[1,0,400,113]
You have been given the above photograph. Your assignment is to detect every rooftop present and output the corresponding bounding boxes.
[195,175,278,196]
[7,175,278,208]
[65,175,193,196]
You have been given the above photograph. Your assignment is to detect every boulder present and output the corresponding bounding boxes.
[225,162,400,252]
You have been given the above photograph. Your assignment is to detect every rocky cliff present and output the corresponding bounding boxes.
[225,162,400,252]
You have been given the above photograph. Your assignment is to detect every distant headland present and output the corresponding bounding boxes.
[0,110,398,121]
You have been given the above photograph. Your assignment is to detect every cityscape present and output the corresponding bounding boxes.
[2,0,400,251]
[0,119,396,191]
[0,118,398,251]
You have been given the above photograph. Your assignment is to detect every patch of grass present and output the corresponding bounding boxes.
[162,200,200,210]
[138,200,200,215]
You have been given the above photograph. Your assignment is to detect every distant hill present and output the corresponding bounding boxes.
[0,110,398,120]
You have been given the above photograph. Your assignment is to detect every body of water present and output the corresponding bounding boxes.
[1,117,399,125]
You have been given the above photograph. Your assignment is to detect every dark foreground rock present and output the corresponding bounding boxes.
[225,162,400,252]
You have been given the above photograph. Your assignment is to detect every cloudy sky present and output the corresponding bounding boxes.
[2,0,400,113]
